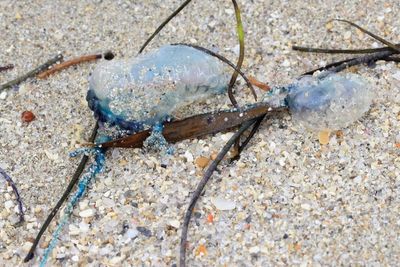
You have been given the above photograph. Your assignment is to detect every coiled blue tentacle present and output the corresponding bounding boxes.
[39,147,106,267]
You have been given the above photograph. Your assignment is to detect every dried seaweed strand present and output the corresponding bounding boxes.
[0,54,63,93]
[0,64,14,72]
[24,121,99,263]
[227,0,246,107]
[179,119,257,267]
[37,54,103,79]
[0,167,24,223]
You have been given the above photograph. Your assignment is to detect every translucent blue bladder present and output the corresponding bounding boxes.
[286,73,373,131]
[87,44,230,132]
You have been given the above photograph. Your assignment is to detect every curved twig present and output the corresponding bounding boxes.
[179,119,256,267]
[0,167,24,224]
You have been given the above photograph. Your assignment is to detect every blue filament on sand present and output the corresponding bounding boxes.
[39,147,106,267]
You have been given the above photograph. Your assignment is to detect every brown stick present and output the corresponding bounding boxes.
[98,104,287,149]
[0,64,14,72]
[37,54,102,79]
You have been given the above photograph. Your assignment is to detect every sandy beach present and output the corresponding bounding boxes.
[1,0,400,266]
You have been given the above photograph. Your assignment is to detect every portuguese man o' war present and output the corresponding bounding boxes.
[88,45,373,135]
[87,44,230,132]
[40,45,373,266]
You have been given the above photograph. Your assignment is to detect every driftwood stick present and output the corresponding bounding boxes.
[99,105,287,149]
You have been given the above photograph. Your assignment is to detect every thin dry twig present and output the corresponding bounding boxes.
[292,45,395,54]
[179,119,256,267]
[334,19,400,53]
[37,53,105,79]
[0,167,24,224]
[300,48,396,75]
[0,54,63,93]
[227,0,246,107]
[0,64,14,72]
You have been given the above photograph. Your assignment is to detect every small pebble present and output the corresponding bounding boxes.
[21,110,36,123]
[393,71,400,81]
[211,197,236,210]
[195,156,210,168]
[249,246,260,254]
[4,200,14,210]
[206,213,214,223]
[136,226,152,237]
[168,219,180,229]
[184,151,193,162]
[124,229,139,239]
[318,131,330,145]
[325,21,333,31]
[195,244,207,256]
[343,31,352,40]
[79,209,94,218]
[0,91,7,100]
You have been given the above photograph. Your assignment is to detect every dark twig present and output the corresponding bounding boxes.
[0,54,63,93]
[230,115,265,162]
[24,121,98,263]
[292,45,395,54]
[179,119,257,267]
[138,0,192,54]
[0,167,24,224]
[0,64,14,72]
[382,56,400,62]
[173,43,257,100]
[334,19,400,53]
[237,114,266,155]
[297,19,400,75]
[301,50,396,75]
